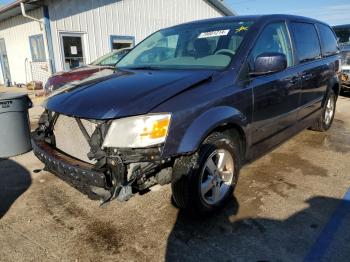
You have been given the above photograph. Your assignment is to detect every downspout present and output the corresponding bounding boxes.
[21,2,56,76]
[20,2,43,30]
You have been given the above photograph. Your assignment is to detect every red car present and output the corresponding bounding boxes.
[44,48,131,95]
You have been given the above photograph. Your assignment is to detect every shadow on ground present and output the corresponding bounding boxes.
[165,195,350,262]
[0,158,31,219]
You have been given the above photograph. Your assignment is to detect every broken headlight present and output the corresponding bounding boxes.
[102,114,171,148]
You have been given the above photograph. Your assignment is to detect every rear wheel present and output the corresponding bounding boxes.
[171,132,241,215]
[310,90,336,132]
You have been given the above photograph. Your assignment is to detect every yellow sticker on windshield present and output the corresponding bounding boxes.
[235,26,249,33]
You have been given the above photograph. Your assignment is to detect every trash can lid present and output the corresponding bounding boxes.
[0,92,28,101]
[0,92,32,113]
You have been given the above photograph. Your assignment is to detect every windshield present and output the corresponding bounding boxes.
[91,49,130,66]
[334,27,350,46]
[117,20,254,70]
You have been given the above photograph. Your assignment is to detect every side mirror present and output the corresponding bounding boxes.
[250,52,287,76]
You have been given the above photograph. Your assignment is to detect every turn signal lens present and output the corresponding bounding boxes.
[141,117,170,139]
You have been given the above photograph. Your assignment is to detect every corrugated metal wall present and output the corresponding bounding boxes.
[0,8,45,85]
[46,0,223,72]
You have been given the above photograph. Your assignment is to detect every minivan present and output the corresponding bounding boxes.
[33,15,340,214]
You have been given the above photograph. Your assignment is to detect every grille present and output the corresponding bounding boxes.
[54,114,97,164]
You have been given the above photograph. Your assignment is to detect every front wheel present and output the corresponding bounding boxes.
[310,90,336,132]
[171,132,241,215]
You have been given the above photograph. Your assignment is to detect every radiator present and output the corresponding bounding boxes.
[54,114,97,164]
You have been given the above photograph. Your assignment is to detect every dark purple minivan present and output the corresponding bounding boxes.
[33,15,340,214]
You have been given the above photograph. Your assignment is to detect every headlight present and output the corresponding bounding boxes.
[102,114,171,148]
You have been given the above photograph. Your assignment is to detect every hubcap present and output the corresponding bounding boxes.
[325,95,335,125]
[200,149,234,205]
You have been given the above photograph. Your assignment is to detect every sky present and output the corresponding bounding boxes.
[0,0,12,6]
[224,0,350,26]
[0,0,349,26]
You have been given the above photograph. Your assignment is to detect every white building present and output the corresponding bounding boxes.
[0,0,235,86]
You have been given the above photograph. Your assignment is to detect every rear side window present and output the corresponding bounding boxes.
[317,24,339,56]
[291,22,321,63]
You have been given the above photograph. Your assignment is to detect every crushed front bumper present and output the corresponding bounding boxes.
[32,138,109,198]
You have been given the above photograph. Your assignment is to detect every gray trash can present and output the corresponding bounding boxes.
[0,93,33,158]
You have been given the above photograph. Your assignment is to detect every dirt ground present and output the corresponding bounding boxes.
[1,90,350,262]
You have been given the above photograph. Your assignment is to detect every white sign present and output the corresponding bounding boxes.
[198,30,230,38]
[70,46,78,55]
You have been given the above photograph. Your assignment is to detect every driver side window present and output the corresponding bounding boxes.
[249,22,294,70]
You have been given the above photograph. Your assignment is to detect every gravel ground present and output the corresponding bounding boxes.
[0,92,349,262]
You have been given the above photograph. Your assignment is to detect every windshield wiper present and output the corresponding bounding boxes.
[124,66,161,70]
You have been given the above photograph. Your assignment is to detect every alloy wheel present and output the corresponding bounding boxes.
[200,149,234,205]
[325,95,335,126]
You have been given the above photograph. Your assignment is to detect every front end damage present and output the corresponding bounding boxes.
[32,110,173,205]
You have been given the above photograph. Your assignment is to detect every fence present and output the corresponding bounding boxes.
[24,59,53,96]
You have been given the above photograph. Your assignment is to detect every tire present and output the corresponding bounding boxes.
[310,89,336,132]
[171,131,241,215]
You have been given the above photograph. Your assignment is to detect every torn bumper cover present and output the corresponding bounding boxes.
[32,138,109,199]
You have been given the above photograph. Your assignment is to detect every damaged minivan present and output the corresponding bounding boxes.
[33,15,340,214]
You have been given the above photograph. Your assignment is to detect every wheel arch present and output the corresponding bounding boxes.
[175,106,249,159]
[208,123,247,161]
[328,75,341,97]
[321,75,340,107]
[332,81,340,97]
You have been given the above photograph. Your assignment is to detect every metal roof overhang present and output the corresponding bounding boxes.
[206,0,237,16]
[0,0,43,21]
[0,0,237,22]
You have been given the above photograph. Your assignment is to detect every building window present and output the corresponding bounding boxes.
[61,34,85,70]
[110,35,135,51]
[29,34,46,62]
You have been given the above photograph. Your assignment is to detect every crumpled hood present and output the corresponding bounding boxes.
[44,69,214,119]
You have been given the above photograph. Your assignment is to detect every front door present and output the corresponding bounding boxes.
[247,22,301,146]
[0,38,11,86]
[61,33,85,71]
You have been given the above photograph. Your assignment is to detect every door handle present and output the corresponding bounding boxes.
[302,73,313,81]
[287,76,299,85]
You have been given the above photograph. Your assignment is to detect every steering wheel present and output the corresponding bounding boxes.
[215,49,236,57]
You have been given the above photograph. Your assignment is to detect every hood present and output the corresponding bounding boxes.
[44,69,214,120]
